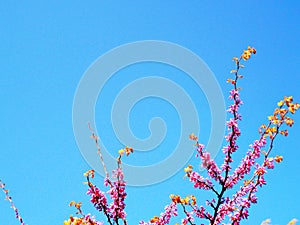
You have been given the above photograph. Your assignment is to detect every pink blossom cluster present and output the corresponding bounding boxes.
[139,202,178,225]
[87,185,108,214]
[83,214,104,225]
[107,168,127,221]
[181,211,194,225]
[84,164,128,225]
[226,137,267,189]
[196,144,222,182]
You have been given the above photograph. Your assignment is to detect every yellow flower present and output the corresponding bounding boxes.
[280,130,289,136]
[69,201,75,206]
[191,195,197,205]
[285,117,294,127]
[125,146,134,156]
[288,219,298,225]
[265,126,277,139]
[250,47,257,54]
[274,155,283,163]
[284,96,293,105]
[261,124,267,129]
[277,100,284,107]
[242,50,251,60]
[150,216,159,223]
[271,115,280,124]
[180,196,190,205]
[119,146,133,156]
[289,104,296,114]
[244,180,251,187]
[184,165,193,174]
[268,115,274,121]
[64,219,72,225]
[118,149,125,155]
[83,169,95,178]
[189,133,198,141]
[241,46,256,60]
[170,195,181,203]
[277,108,288,118]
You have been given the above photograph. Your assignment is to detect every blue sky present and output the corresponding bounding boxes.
[1,1,300,225]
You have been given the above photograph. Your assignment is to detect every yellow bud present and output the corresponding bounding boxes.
[277,100,284,107]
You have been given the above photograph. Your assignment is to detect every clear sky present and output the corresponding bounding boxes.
[1,1,300,225]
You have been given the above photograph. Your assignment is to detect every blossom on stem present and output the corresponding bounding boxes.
[194,143,222,181]
[241,46,256,60]
[64,201,103,225]
[0,180,25,225]
[139,201,178,225]
[107,168,127,221]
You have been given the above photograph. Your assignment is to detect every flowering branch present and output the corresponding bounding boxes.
[64,201,103,225]
[0,179,26,225]
[1,46,298,225]
[141,46,299,225]
[65,125,133,225]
